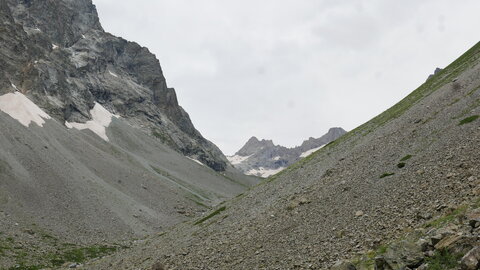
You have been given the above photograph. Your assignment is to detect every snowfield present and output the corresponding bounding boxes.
[246,166,285,178]
[227,154,252,165]
[108,70,119,78]
[0,92,51,127]
[300,145,324,158]
[66,102,119,141]
[187,157,205,166]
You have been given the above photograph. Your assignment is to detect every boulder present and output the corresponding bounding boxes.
[383,240,424,269]
[461,246,480,270]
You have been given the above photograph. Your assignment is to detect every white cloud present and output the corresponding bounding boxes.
[94,0,480,154]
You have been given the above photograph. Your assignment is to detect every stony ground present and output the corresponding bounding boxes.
[80,43,480,269]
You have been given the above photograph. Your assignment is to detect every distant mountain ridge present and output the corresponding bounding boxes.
[228,127,346,177]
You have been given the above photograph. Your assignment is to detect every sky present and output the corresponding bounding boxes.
[93,0,480,155]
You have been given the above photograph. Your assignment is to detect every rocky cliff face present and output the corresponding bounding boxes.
[228,127,346,177]
[0,0,228,171]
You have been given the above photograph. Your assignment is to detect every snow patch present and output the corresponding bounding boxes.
[273,156,281,161]
[187,157,205,167]
[227,154,252,165]
[300,146,324,158]
[52,44,59,50]
[11,83,18,91]
[108,71,118,78]
[65,102,119,141]
[246,167,285,178]
[34,27,41,32]
[0,92,51,127]
[82,34,86,39]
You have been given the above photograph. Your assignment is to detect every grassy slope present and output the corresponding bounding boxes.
[266,41,480,183]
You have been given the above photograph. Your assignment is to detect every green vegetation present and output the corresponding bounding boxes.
[39,232,57,241]
[46,245,118,266]
[425,205,468,228]
[425,249,462,270]
[448,98,461,106]
[400,155,413,162]
[262,42,480,186]
[397,162,406,168]
[466,84,480,96]
[194,206,226,225]
[8,264,45,270]
[379,172,395,179]
[456,98,480,119]
[459,115,479,125]
[352,244,389,269]
[0,226,122,269]
[376,245,388,255]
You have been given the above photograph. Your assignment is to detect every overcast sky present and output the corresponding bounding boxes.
[94,0,480,155]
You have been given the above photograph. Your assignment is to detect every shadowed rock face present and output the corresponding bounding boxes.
[0,0,228,171]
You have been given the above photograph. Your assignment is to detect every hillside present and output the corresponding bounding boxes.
[0,1,258,268]
[228,127,346,177]
[86,41,480,269]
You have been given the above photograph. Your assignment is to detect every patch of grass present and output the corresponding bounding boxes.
[376,245,388,255]
[466,84,480,96]
[425,205,468,228]
[400,155,413,162]
[194,206,226,225]
[258,42,480,187]
[397,162,406,168]
[459,115,479,125]
[448,98,461,106]
[39,232,58,244]
[456,99,480,119]
[186,193,209,208]
[7,264,46,270]
[379,172,395,179]
[425,249,462,270]
[47,245,118,266]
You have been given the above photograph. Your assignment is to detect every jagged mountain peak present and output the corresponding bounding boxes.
[229,128,346,177]
[236,136,276,156]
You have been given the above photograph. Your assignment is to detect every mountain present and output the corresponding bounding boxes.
[228,127,346,177]
[86,42,480,269]
[0,1,258,267]
[1,0,230,171]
